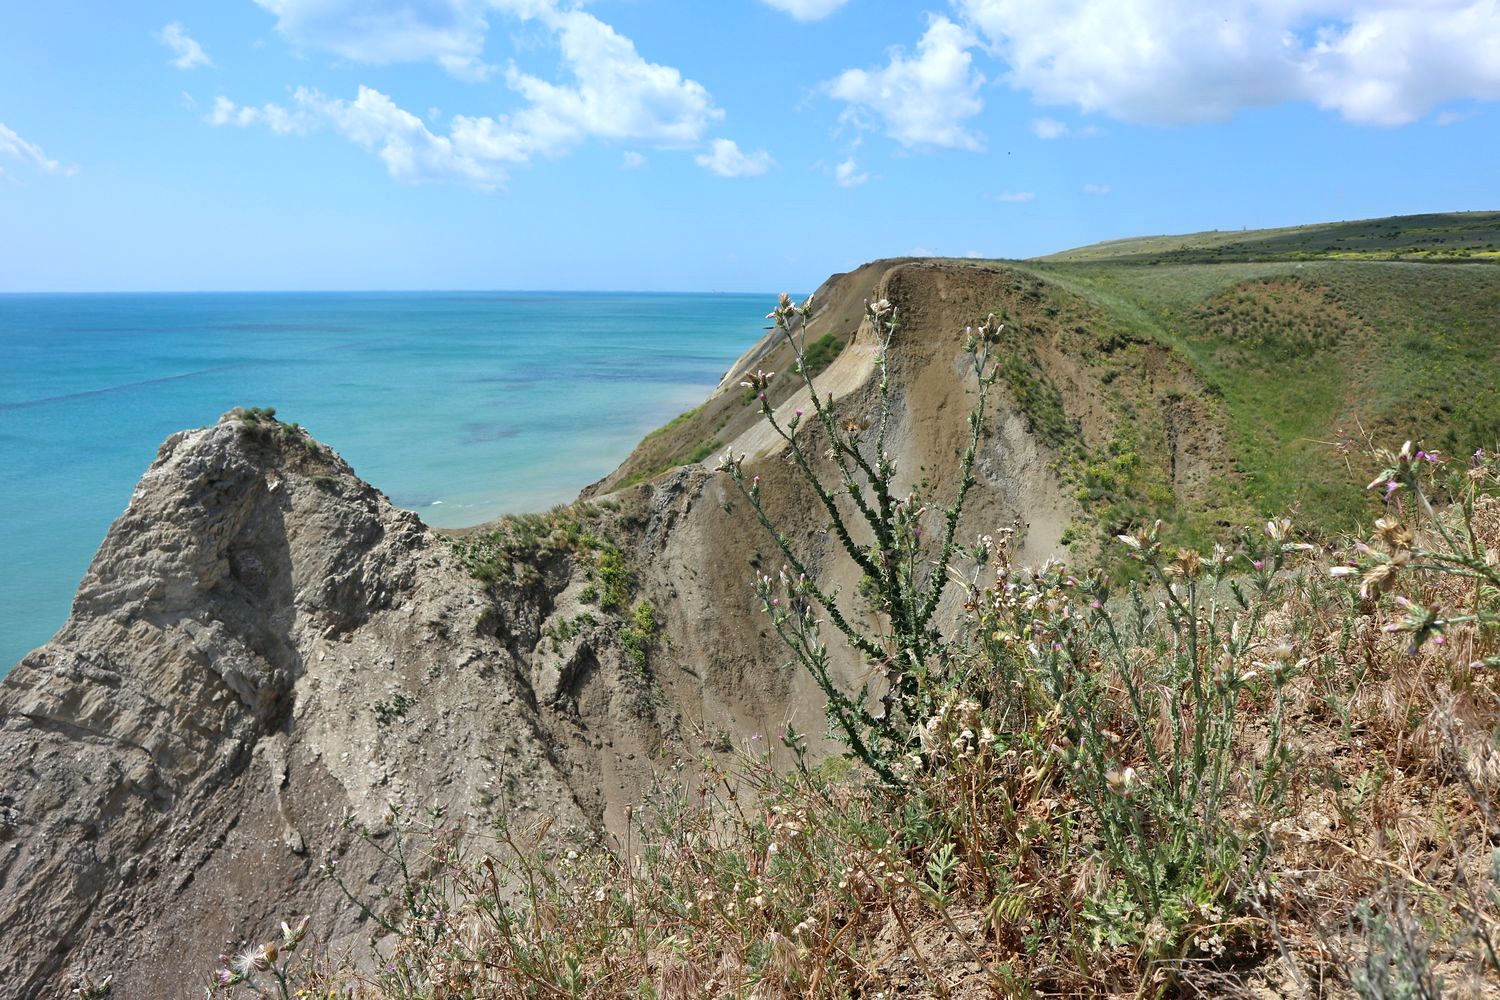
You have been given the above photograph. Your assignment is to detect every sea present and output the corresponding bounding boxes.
[0,291,772,674]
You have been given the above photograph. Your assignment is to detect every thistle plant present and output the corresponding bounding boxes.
[719,292,1001,782]
[1333,440,1500,664]
[207,916,311,999]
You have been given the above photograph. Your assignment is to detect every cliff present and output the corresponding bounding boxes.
[16,250,1452,995]
[0,260,1116,996]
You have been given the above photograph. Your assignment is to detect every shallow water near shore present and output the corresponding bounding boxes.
[0,291,769,674]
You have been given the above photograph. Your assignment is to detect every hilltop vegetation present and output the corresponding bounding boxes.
[1039,211,1500,264]
[1018,257,1500,542]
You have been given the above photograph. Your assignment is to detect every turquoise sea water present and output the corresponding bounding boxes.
[0,292,769,674]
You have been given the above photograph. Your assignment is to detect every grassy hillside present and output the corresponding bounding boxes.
[1017,258,1500,540]
[1039,210,1500,264]
[595,215,1498,564]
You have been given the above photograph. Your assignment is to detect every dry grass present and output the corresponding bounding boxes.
[180,440,1500,1000]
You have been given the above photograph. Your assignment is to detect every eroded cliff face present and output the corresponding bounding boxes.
[0,260,1225,997]
[0,416,659,998]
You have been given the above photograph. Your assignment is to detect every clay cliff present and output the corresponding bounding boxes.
[0,260,1219,997]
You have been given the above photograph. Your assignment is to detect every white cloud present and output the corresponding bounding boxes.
[160,22,213,70]
[501,10,721,152]
[1082,182,1111,195]
[0,121,73,175]
[1435,108,1478,126]
[956,0,1500,126]
[621,150,646,169]
[1030,117,1068,140]
[252,0,496,80]
[210,88,512,187]
[207,95,315,135]
[217,4,743,186]
[695,138,774,177]
[828,15,985,150]
[1029,117,1103,139]
[993,190,1035,202]
[834,156,869,187]
[759,0,850,20]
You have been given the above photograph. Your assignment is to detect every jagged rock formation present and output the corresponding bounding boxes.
[0,259,1230,997]
[0,416,656,998]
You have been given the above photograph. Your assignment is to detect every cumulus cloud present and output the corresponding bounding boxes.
[695,138,774,177]
[0,122,74,175]
[955,0,1500,126]
[621,150,646,168]
[160,22,213,70]
[1082,182,1111,195]
[759,0,849,20]
[218,4,747,187]
[211,87,522,186]
[207,95,315,134]
[834,156,869,187]
[993,190,1035,202]
[500,9,721,151]
[827,15,985,150]
[252,0,496,80]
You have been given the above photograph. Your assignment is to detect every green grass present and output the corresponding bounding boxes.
[1017,257,1500,537]
[799,331,846,377]
[1040,210,1500,264]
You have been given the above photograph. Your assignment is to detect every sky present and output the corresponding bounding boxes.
[1,0,1498,293]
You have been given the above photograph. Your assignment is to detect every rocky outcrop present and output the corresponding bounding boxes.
[0,416,627,997]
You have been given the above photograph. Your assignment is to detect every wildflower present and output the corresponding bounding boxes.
[1105,766,1138,796]
[1374,515,1413,551]
[1359,560,1400,599]
[739,368,776,391]
[280,916,311,950]
[231,945,273,977]
[1168,548,1204,579]
[73,975,114,1000]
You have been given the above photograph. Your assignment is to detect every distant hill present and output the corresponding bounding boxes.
[1038,210,1500,264]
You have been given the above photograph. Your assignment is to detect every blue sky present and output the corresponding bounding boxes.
[1,0,1497,292]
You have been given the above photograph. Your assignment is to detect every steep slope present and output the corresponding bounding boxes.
[8,239,1490,995]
